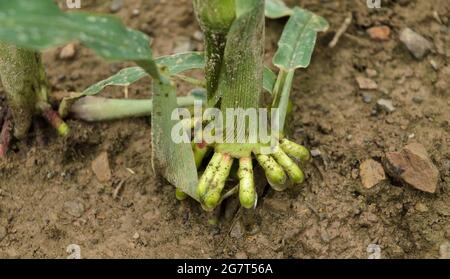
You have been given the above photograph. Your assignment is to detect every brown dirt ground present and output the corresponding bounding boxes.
[0,0,449,259]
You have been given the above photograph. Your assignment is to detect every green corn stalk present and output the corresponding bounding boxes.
[193,0,236,106]
[0,43,68,140]
[191,0,328,211]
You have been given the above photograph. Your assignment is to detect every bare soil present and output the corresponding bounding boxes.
[0,0,449,259]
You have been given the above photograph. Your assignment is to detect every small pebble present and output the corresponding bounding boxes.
[414,202,428,213]
[47,171,55,179]
[59,43,76,60]
[366,68,378,78]
[360,159,386,189]
[193,30,204,41]
[230,222,243,239]
[64,201,85,218]
[429,59,439,70]
[356,76,378,90]
[310,149,322,157]
[412,96,424,104]
[110,0,123,13]
[399,28,433,60]
[367,25,391,41]
[92,152,112,183]
[131,8,140,17]
[376,99,395,113]
[362,92,373,103]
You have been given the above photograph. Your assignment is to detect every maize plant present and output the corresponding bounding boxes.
[0,0,328,211]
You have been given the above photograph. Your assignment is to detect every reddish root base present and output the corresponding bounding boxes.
[41,107,69,136]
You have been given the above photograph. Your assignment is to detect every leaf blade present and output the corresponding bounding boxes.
[272,7,328,70]
[151,76,199,201]
[265,0,293,19]
[82,52,277,96]
[0,0,156,72]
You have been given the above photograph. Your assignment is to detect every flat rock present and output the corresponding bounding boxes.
[92,152,112,182]
[356,76,378,90]
[384,143,439,193]
[377,99,395,113]
[399,28,433,60]
[360,159,386,188]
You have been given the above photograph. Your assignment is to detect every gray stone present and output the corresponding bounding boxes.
[110,0,123,13]
[399,28,433,60]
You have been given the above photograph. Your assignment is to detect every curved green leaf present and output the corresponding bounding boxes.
[265,0,293,19]
[0,0,158,77]
[273,7,328,70]
[83,52,204,95]
[82,52,277,96]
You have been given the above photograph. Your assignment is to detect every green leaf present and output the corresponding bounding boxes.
[156,52,205,76]
[272,7,328,70]
[83,67,146,96]
[82,52,277,97]
[0,0,158,77]
[263,67,277,95]
[152,76,199,201]
[83,52,205,96]
[265,0,293,19]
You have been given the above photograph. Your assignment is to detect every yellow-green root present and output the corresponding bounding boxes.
[201,153,233,211]
[280,138,310,162]
[193,141,210,169]
[255,153,288,191]
[175,188,188,201]
[238,157,256,209]
[272,146,305,184]
[197,152,223,199]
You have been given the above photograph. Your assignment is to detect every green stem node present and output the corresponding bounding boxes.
[0,43,49,139]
